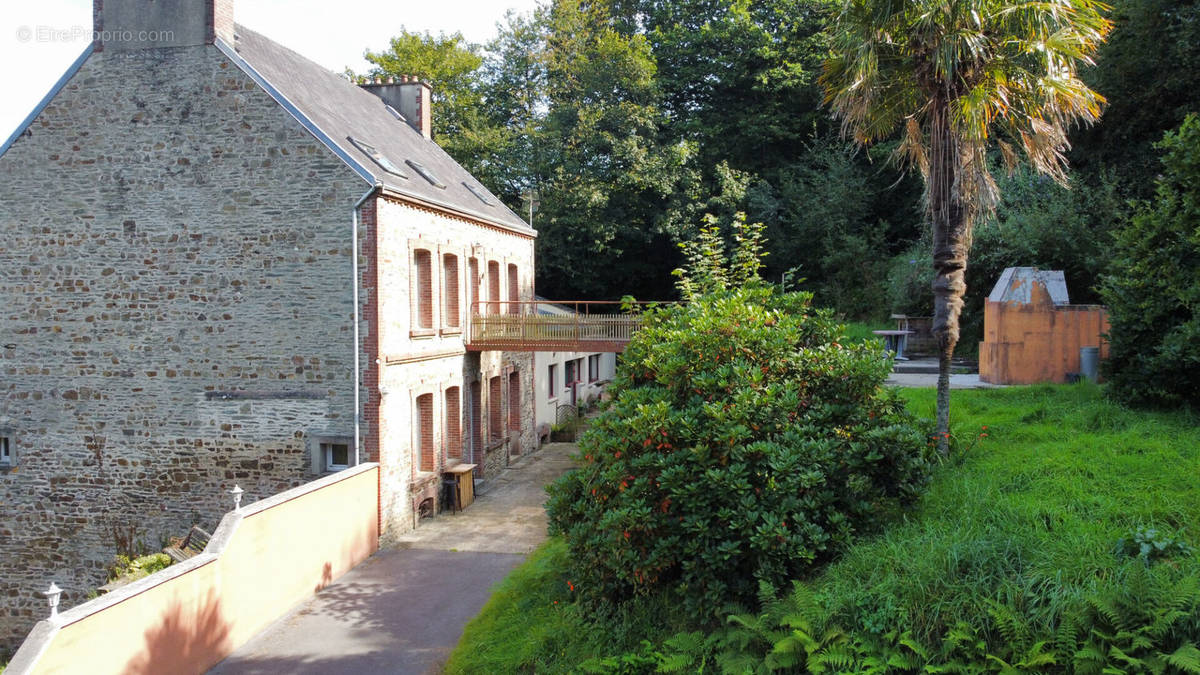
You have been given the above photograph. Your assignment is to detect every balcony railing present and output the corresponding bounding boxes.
[465,300,648,352]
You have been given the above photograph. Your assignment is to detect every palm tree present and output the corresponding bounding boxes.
[822,0,1111,452]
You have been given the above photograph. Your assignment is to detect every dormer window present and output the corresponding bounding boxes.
[406,160,446,189]
[348,137,409,178]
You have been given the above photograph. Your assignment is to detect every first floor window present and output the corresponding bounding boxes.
[508,371,521,430]
[414,249,434,330]
[548,364,558,398]
[445,386,463,460]
[322,441,350,471]
[443,253,461,330]
[507,263,520,314]
[470,381,482,460]
[417,393,435,472]
[588,354,600,382]
[487,261,501,315]
[489,376,503,442]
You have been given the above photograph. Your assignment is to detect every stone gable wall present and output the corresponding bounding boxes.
[0,44,365,653]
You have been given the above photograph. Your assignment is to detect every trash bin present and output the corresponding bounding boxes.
[1079,346,1100,382]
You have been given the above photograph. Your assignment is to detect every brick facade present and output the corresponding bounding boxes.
[374,196,535,540]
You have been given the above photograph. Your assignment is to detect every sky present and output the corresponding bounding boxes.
[0,0,541,142]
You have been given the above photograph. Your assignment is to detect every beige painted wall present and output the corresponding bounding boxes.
[8,463,379,675]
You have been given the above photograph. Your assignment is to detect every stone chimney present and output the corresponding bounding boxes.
[360,76,434,140]
[93,0,235,52]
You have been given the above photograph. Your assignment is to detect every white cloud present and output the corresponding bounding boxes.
[0,0,540,143]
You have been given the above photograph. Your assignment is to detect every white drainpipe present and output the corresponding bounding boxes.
[353,185,381,466]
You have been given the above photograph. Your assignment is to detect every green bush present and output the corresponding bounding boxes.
[107,552,173,583]
[1102,113,1200,408]
[546,217,930,614]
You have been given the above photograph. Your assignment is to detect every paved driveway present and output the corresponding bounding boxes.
[209,443,577,675]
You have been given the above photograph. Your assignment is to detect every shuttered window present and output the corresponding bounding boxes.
[489,376,503,442]
[508,372,521,430]
[416,393,435,472]
[414,249,433,330]
[445,386,463,460]
[443,254,460,329]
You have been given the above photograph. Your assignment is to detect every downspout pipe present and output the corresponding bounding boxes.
[353,184,381,466]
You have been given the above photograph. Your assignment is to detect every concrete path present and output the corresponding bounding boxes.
[209,443,577,675]
[885,356,1004,389]
[885,372,1003,389]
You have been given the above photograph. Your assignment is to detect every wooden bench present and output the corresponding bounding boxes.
[163,525,212,563]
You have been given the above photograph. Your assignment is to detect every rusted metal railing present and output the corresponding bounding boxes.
[465,300,649,352]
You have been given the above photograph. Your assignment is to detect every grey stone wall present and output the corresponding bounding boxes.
[0,44,364,652]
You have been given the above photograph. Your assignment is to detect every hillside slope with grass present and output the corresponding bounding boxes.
[448,384,1200,673]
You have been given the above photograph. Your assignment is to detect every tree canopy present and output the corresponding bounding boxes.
[355,0,1200,374]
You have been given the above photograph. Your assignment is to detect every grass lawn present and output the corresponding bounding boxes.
[447,384,1200,673]
[839,320,884,346]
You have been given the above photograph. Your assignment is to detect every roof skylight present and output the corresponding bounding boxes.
[462,181,494,206]
[347,137,408,178]
[406,159,446,189]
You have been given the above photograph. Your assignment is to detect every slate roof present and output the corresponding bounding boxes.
[225,25,533,235]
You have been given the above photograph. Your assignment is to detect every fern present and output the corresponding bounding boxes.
[1164,644,1200,674]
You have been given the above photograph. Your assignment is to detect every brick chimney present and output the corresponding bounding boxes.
[93,0,235,52]
[360,76,434,140]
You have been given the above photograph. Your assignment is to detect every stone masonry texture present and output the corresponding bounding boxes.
[0,44,364,653]
[0,39,538,656]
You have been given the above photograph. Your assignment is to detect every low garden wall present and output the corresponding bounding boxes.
[6,463,380,675]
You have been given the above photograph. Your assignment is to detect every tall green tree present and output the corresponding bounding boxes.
[533,0,699,300]
[1070,0,1200,194]
[1101,114,1200,408]
[363,30,499,180]
[633,0,833,176]
[822,0,1111,450]
[477,9,550,208]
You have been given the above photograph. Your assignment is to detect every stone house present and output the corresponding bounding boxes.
[0,0,535,652]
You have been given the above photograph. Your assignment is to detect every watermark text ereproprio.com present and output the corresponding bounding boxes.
[15,25,175,44]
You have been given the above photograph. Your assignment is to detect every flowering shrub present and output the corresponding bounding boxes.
[546,218,931,613]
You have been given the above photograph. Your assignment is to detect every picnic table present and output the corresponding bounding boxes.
[873,329,914,360]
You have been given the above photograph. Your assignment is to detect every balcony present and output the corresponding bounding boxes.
[465,301,647,353]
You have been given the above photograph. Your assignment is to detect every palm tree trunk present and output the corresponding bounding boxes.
[927,100,970,455]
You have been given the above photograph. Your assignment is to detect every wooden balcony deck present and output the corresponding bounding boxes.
[465,301,645,353]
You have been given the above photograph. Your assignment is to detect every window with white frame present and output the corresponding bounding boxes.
[0,434,13,469]
[319,439,352,472]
